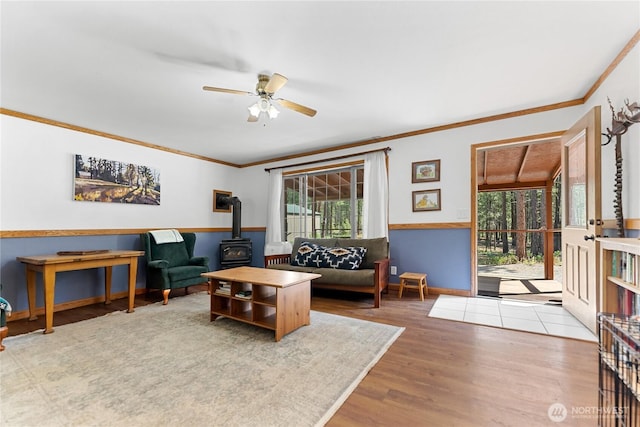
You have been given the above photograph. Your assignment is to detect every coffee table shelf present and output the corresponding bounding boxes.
[254,313,277,329]
[253,295,277,306]
[203,267,321,341]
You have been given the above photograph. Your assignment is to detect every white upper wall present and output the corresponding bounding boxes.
[387,106,583,224]
[584,41,640,220]
[0,115,242,230]
[245,42,639,227]
[1,42,638,231]
[246,105,582,226]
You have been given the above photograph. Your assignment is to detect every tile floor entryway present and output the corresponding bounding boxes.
[428,295,597,342]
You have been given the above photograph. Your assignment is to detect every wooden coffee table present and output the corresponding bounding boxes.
[202,266,321,341]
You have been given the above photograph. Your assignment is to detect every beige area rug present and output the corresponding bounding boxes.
[1,292,403,427]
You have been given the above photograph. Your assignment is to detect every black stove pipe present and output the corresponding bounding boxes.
[219,195,242,239]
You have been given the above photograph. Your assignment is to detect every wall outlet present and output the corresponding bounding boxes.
[390,265,397,275]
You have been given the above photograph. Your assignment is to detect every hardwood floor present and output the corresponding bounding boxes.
[6,287,598,426]
[315,291,598,427]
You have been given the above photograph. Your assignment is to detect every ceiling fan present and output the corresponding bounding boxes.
[203,73,317,122]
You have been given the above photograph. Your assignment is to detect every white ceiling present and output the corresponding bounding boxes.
[2,1,639,166]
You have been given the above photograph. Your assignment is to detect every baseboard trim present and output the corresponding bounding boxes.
[10,282,473,321]
[388,282,471,297]
[7,288,148,322]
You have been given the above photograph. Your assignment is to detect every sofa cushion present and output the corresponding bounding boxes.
[313,267,374,286]
[292,242,327,268]
[292,241,366,270]
[151,240,190,268]
[266,264,373,286]
[322,246,367,270]
[268,263,316,274]
[291,238,337,257]
[167,265,209,282]
[290,237,388,270]
[336,237,388,269]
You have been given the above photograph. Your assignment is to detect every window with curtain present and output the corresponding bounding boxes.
[283,165,364,243]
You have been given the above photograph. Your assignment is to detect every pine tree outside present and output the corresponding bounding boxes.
[477,177,562,285]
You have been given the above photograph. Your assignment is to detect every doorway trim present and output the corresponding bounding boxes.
[470,130,565,296]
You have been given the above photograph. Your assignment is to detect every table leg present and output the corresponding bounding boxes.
[43,267,56,334]
[127,257,137,313]
[26,267,37,321]
[0,325,7,351]
[104,266,113,305]
[210,279,219,321]
[274,282,310,342]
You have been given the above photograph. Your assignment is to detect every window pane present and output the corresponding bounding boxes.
[566,134,587,227]
[355,167,364,237]
[284,176,308,242]
[282,166,364,241]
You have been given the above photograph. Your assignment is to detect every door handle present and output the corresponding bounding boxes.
[589,219,603,226]
[584,234,595,241]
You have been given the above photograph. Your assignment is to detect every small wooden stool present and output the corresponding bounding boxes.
[398,272,428,301]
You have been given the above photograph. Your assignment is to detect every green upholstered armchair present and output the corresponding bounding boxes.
[141,231,210,304]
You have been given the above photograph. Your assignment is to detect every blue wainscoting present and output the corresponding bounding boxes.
[388,228,472,292]
[603,228,640,239]
[0,231,266,315]
[5,226,635,314]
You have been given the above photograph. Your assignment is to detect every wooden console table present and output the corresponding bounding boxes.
[17,250,145,334]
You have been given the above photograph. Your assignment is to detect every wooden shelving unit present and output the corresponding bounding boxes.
[211,282,277,330]
[598,239,640,423]
[599,238,640,316]
[212,281,277,329]
[203,267,321,341]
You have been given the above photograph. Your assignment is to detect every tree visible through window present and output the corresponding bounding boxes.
[283,166,364,243]
[477,176,562,265]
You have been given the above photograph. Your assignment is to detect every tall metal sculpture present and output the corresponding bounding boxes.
[603,98,640,237]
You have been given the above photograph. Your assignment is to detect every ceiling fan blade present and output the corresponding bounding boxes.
[264,73,288,94]
[275,99,317,117]
[202,86,252,96]
[247,114,258,123]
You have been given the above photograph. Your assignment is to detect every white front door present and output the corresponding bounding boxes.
[561,107,602,333]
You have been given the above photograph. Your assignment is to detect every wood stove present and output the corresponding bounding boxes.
[216,194,253,269]
[219,238,252,268]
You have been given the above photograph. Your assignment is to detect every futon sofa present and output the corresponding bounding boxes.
[265,237,389,307]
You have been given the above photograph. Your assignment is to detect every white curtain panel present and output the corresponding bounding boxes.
[363,151,389,239]
[265,168,283,246]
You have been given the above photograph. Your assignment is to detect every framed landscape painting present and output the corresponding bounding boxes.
[74,154,160,205]
[412,189,441,212]
[412,159,440,183]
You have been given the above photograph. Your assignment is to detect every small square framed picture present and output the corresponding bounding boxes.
[412,189,441,212]
[412,159,440,183]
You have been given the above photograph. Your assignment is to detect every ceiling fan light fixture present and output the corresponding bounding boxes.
[205,72,316,121]
[248,97,279,120]
[248,103,261,118]
[258,97,271,112]
[267,104,280,119]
